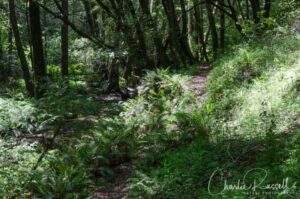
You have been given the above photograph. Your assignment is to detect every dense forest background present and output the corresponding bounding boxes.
[0,0,299,198]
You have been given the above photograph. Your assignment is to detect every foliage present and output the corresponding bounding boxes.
[0,1,299,198]
[205,35,300,139]
[0,97,38,136]
[29,147,93,199]
[126,34,300,198]
[126,130,300,198]
[0,139,39,198]
[120,70,207,158]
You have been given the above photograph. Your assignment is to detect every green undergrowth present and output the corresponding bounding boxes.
[125,34,300,198]
[126,128,300,199]
[0,68,205,198]
[0,81,120,198]
[1,34,299,198]
[0,80,119,136]
[206,34,300,139]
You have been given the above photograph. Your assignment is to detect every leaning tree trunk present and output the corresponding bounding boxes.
[29,0,47,99]
[8,0,34,96]
[61,0,69,76]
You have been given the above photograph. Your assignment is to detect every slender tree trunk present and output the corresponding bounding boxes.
[0,1,2,65]
[107,0,144,76]
[194,1,208,62]
[249,0,260,24]
[106,0,123,91]
[99,10,105,38]
[139,0,170,67]
[0,32,2,61]
[205,0,218,55]
[108,58,120,92]
[220,0,225,49]
[162,0,188,65]
[127,0,153,69]
[82,0,99,36]
[61,0,69,76]
[29,0,47,99]
[8,25,13,68]
[43,4,47,65]
[219,0,244,35]
[0,26,3,83]
[237,0,245,20]
[179,0,195,64]
[26,2,34,65]
[264,0,271,18]
[187,3,194,53]
[246,0,250,19]
[8,0,34,96]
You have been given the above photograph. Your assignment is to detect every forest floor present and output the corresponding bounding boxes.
[189,62,212,101]
[93,63,213,199]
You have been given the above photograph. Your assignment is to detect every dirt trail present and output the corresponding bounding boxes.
[94,163,133,199]
[189,63,212,101]
[94,63,212,199]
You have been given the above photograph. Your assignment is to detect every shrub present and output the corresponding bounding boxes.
[0,97,37,136]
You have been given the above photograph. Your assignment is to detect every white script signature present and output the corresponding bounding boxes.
[208,168,297,195]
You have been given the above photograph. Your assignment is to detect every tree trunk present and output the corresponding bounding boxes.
[127,0,153,69]
[249,0,260,24]
[61,0,69,76]
[187,1,195,56]
[246,0,250,19]
[0,27,3,83]
[264,0,271,18]
[205,0,218,55]
[0,31,2,61]
[139,0,170,67]
[162,0,189,65]
[42,3,48,65]
[194,1,208,62]
[179,0,195,64]
[8,0,34,96]
[82,0,99,36]
[8,25,13,69]
[220,0,225,49]
[29,0,47,99]
[108,58,120,92]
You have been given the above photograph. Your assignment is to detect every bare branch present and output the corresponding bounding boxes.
[39,1,115,49]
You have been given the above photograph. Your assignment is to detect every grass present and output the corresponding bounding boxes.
[127,129,299,199]
[205,34,300,139]
[125,34,300,198]
[1,21,300,199]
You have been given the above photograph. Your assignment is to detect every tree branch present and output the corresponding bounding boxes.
[39,1,115,49]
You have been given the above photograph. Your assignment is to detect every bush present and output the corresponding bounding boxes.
[120,69,207,157]
[29,148,93,199]
[0,97,37,136]
[0,139,39,198]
